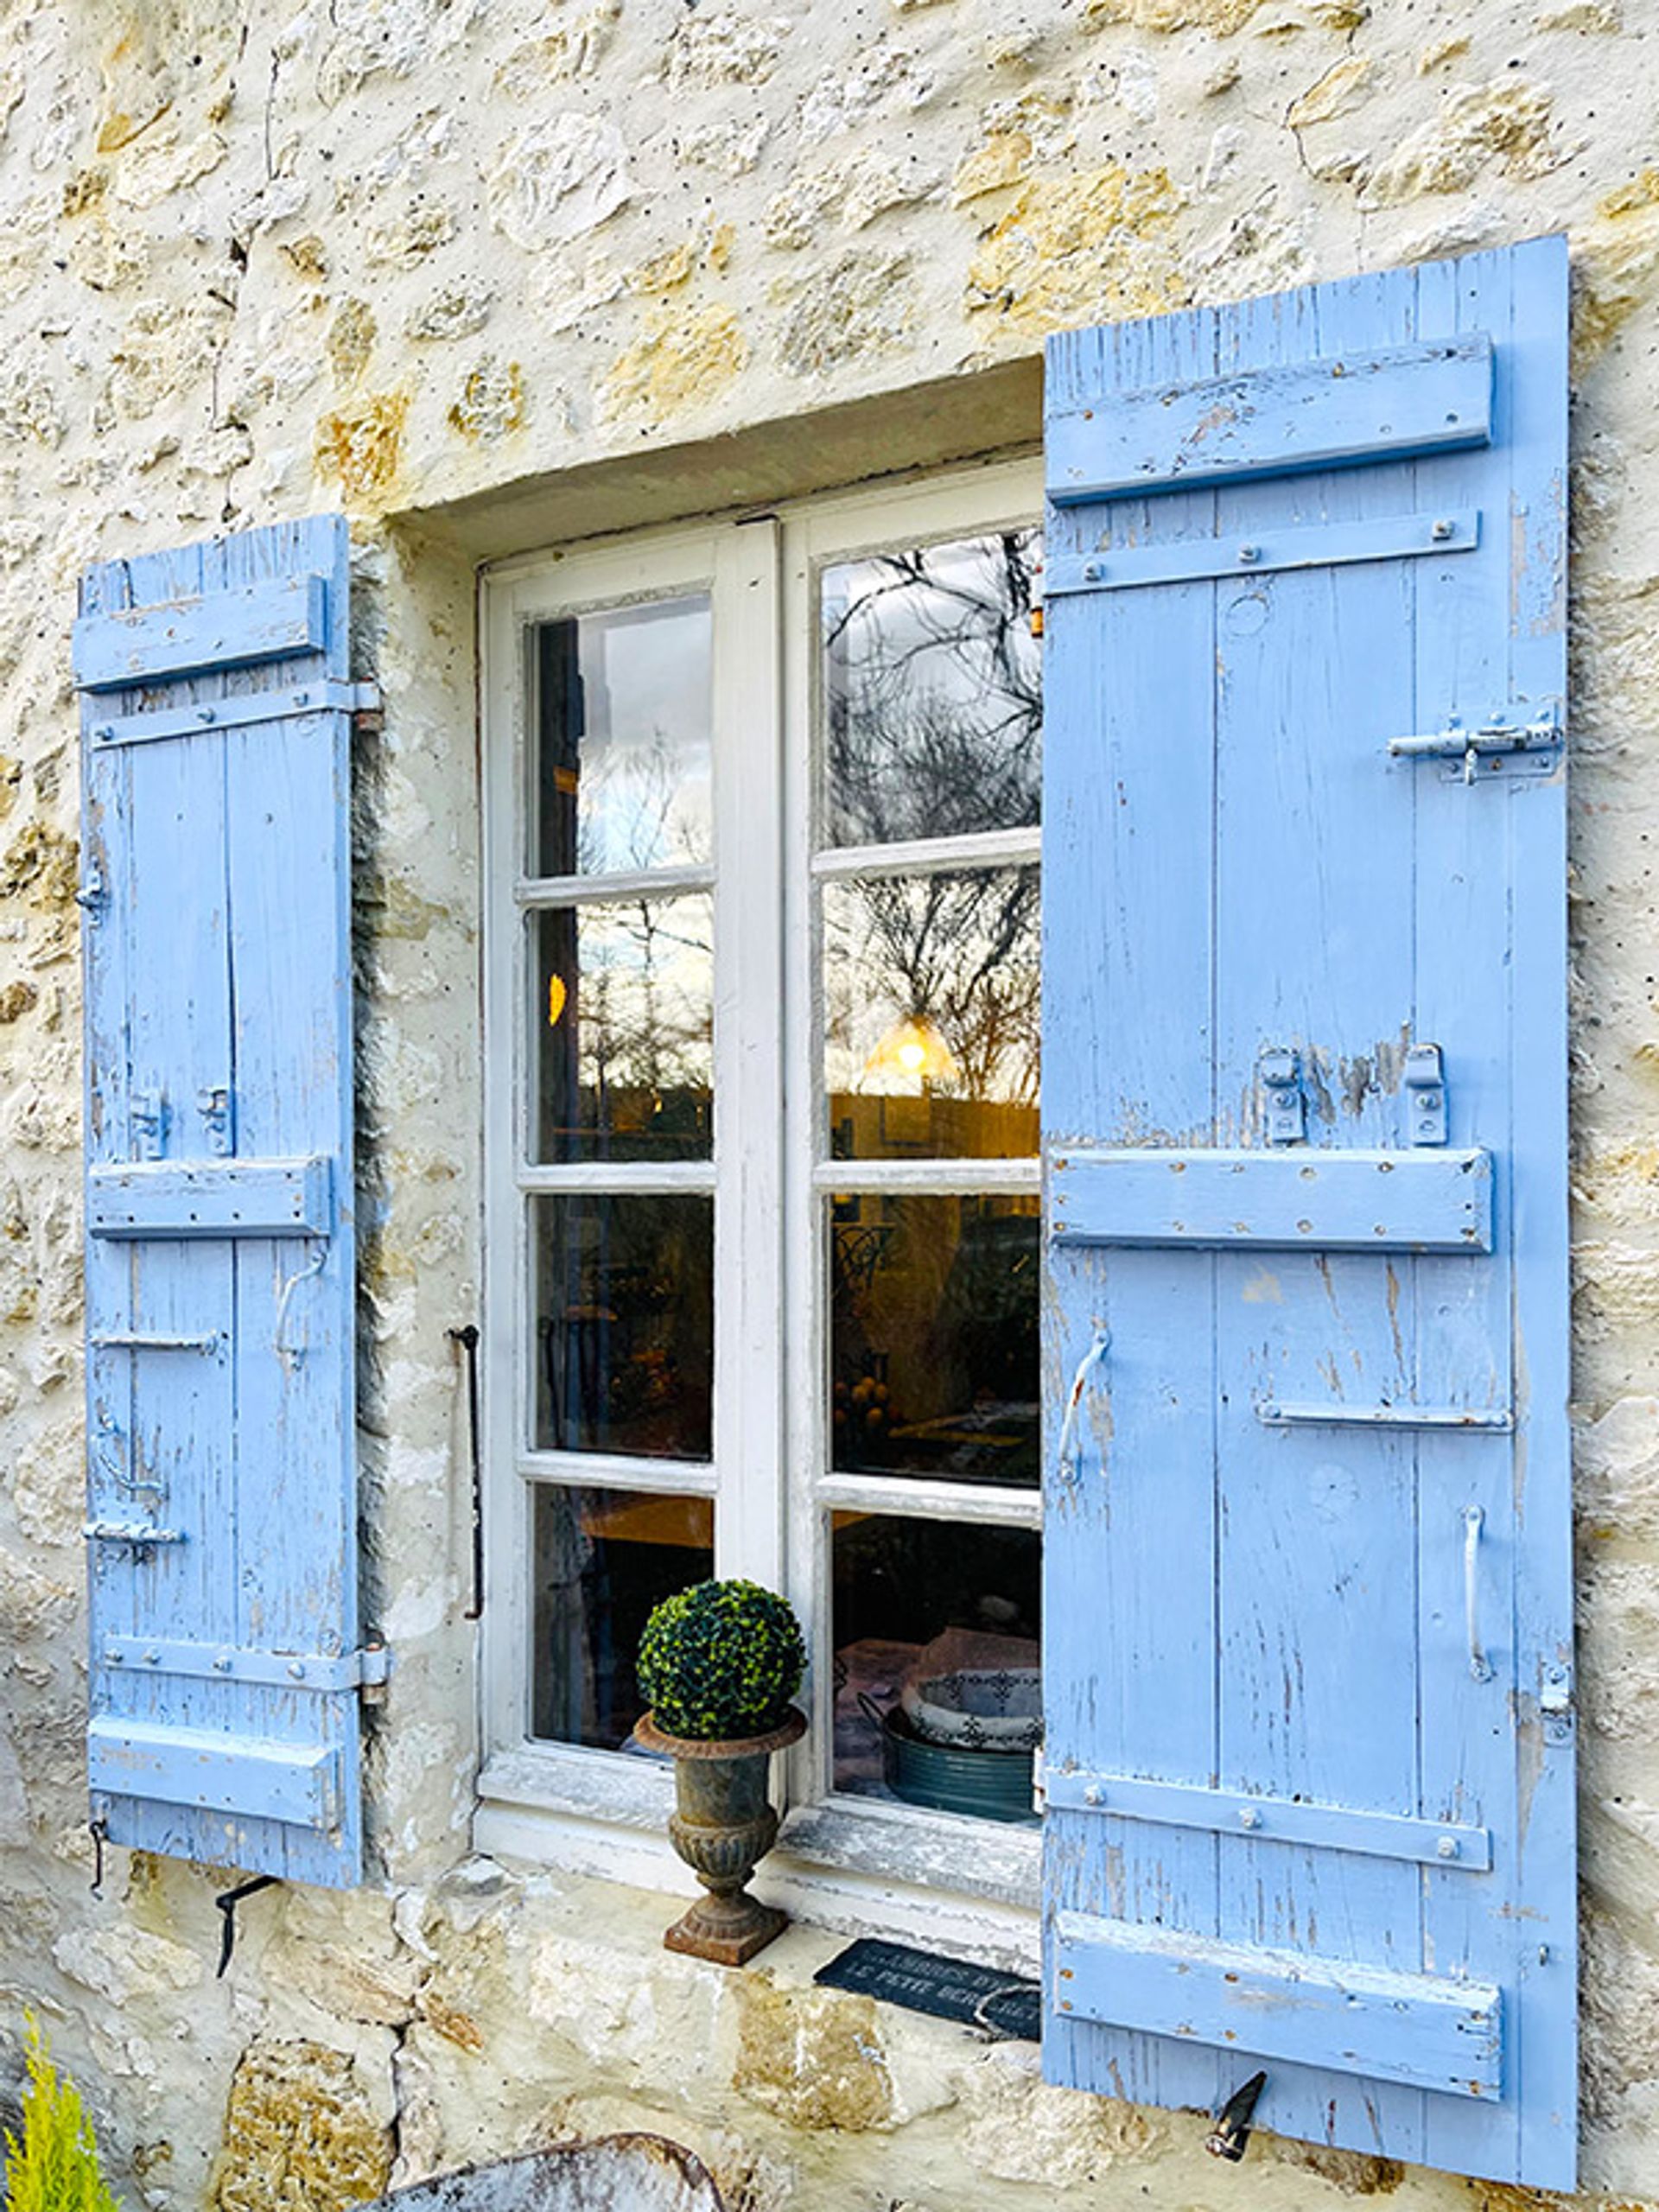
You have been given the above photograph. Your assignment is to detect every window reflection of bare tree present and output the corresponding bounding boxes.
[823,533,1041,1103]
[568,734,714,1137]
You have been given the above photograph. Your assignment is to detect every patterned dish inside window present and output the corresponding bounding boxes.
[900,1667,1044,1751]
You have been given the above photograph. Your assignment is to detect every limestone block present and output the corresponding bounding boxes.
[772,253,913,378]
[660,14,791,92]
[213,2040,394,2212]
[964,163,1188,334]
[1362,77,1564,205]
[1575,169,1659,365]
[448,357,525,442]
[600,308,747,425]
[406,284,493,344]
[798,45,936,145]
[678,118,772,175]
[0,369,65,448]
[52,1924,204,2005]
[527,1929,729,2083]
[484,115,632,251]
[954,2044,1163,2183]
[732,1978,898,2132]
[314,393,410,509]
[765,153,940,249]
[493,7,620,95]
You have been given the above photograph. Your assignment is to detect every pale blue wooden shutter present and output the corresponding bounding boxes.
[76,515,380,1890]
[1040,239,1573,2187]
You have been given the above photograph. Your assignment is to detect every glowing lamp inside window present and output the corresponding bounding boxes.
[860,1014,959,1091]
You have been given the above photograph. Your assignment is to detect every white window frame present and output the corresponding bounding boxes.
[476,456,1046,1937]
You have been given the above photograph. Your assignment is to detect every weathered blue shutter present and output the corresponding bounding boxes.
[1040,239,1572,2186]
[77,516,379,1889]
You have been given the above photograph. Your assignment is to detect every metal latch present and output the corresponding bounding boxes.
[1389,712,1563,785]
[1540,1663,1573,1745]
[198,1085,233,1154]
[1259,1048,1304,1145]
[84,1519,183,1546]
[1404,1043,1447,1147]
[130,1089,166,1160]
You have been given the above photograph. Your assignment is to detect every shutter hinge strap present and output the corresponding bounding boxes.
[97,1634,392,1694]
[86,680,382,749]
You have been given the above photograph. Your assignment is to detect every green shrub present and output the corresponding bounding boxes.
[639,1579,805,1741]
[3,2021,120,2212]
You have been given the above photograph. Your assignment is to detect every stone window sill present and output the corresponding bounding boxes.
[474,1747,1040,1977]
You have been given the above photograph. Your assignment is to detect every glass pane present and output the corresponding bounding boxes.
[831,1512,1040,1820]
[822,530,1041,848]
[531,595,712,877]
[531,899,714,1163]
[532,1194,713,1459]
[531,1485,715,1749]
[824,866,1039,1160]
[830,1194,1039,1486]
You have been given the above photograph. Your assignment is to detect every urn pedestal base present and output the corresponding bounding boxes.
[638,1709,807,1967]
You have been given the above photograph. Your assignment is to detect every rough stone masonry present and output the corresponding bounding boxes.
[1,2,1658,2209]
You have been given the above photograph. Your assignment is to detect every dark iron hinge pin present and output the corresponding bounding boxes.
[1205,2070,1268,2162]
[216,1874,279,1977]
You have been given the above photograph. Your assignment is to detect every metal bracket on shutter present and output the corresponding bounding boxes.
[1046,510,1481,598]
[98,1633,391,1695]
[1540,1662,1574,1745]
[1404,1045,1448,1145]
[1388,712,1563,784]
[84,1519,183,1547]
[1259,1049,1305,1145]
[1047,1769,1492,1870]
[86,681,383,749]
[130,1090,167,1161]
[197,1086,233,1154]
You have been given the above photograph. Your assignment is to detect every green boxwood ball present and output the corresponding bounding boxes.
[639,1579,805,1741]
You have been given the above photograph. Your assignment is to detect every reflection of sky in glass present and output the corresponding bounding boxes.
[534,899,714,1163]
[534,596,712,878]
[823,531,1041,849]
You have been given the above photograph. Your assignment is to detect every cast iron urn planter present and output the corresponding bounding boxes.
[636,1706,807,1965]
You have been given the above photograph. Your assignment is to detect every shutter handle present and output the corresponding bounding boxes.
[275,1240,328,1369]
[1057,1329,1112,1480]
[1464,1505,1494,1683]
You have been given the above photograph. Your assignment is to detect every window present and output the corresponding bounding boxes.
[480,462,1045,1891]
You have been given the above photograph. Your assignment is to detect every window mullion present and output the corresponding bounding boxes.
[711,519,785,1589]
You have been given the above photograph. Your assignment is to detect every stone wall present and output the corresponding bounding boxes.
[1,1,1657,2208]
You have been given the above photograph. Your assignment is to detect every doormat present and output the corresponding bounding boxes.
[813,1937,1040,2041]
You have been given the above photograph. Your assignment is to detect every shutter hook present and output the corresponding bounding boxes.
[1057,1329,1112,1480]
[1464,1504,1494,1683]
[88,1817,108,1899]
[275,1240,328,1370]
[1205,2069,1268,2162]
[215,1874,279,1977]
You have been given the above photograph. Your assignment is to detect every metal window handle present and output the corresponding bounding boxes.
[1057,1330,1112,1478]
[1464,1505,1494,1683]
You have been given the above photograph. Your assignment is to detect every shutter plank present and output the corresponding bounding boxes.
[1046,334,1492,504]
[73,575,328,690]
[1052,1914,1502,2100]
[1043,293,1226,2124]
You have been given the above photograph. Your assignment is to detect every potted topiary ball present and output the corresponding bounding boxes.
[636,1579,807,1964]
